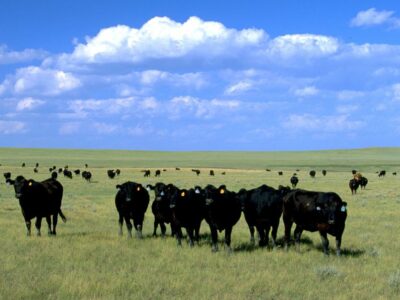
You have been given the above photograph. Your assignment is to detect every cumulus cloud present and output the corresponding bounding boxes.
[0,120,26,134]
[0,45,48,64]
[350,8,396,27]
[16,97,45,111]
[293,86,319,97]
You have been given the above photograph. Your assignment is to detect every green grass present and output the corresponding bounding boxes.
[1,147,400,299]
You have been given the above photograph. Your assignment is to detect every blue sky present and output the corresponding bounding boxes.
[1,1,400,150]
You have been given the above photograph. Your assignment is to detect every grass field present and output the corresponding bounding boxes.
[1,147,400,299]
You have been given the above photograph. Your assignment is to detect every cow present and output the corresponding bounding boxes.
[322,170,327,176]
[115,169,121,176]
[175,167,181,171]
[283,189,347,256]
[360,177,368,189]
[35,163,39,168]
[7,175,67,236]
[82,171,92,182]
[142,170,151,177]
[58,168,63,174]
[85,164,88,168]
[238,185,291,248]
[393,172,397,176]
[34,167,38,173]
[278,171,283,176]
[203,185,241,252]
[169,186,206,247]
[290,175,299,188]
[115,181,150,239]
[107,170,116,179]
[155,170,161,177]
[349,178,359,194]
[309,170,316,178]
[63,169,72,179]
[147,183,177,237]
[4,172,11,183]
[74,169,81,175]
[209,170,215,176]
[378,170,386,177]
[221,172,226,175]
[352,170,357,175]
[266,169,271,172]
[192,169,201,176]
[22,163,26,167]
[51,172,58,180]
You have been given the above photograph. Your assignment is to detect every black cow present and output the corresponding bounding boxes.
[107,170,116,179]
[35,163,39,168]
[63,169,72,179]
[22,163,26,167]
[203,185,241,252]
[115,182,150,238]
[266,169,271,172]
[142,170,151,177]
[278,171,283,176]
[148,183,177,237]
[33,167,38,173]
[58,168,63,174]
[238,185,291,247]
[378,170,386,177]
[85,164,88,168]
[116,169,121,176]
[175,167,181,171]
[4,172,11,183]
[7,175,67,236]
[51,172,58,180]
[290,175,299,188]
[155,170,161,177]
[349,178,360,195]
[74,169,81,175]
[192,169,201,176]
[169,186,206,247]
[322,170,327,176]
[82,171,92,182]
[283,189,347,256]
[209,170,215,176]
[360,177,368,189]
[352,170,357,175]
[393,172,397,176]
[309,170,316,178]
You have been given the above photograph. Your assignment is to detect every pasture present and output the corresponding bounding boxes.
[1,147,400,299]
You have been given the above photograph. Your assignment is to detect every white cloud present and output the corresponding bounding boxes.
[350,8,395,27]
[293,86,319,97]
[283,114,365,132]
[0,120,26,134]
[59,122,80,135]
[336,105,359,114]
[93,122,118,134]
[16,97,45,111]
[0,45,48,64]
[337,90,365,100]
[225,81,253,95]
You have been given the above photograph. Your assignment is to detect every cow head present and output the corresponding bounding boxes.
[317,194,347,225]
[9,176,34,199]
[236,188,248,211]
[170,188,188,208]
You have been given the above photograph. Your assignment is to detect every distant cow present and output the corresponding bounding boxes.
[278,171,283,176]
[352,170,357,175]
[283,189,347,256]
[192,169,201,176]
[309,170,316,178]
[209,170,215,176]
[4,172,11,183]
[33,168,38,173]
[74,169,81,175]
[203,185,241,252]
[169,186,206,247]
[238,185,291,247]
[378,170,386,177]
[107,170,116,179]
[58,168,63,174]
[322,170,327,176]
[147,182,177,237]
[35,163,39,168]
[82,171,92,182]
[85,164,88,168]
[155,170,161,177]
[221,172,226,175]
[393,172,397,176]
[290,175,299,188]
[63,169,72,179]
[142,170,151,177]
[7,175,67,236]
[115,169,121,176]
[175,168,181,171]
[360,177,368,189]
[266,169,271,172]
[115,181,150,238]
[51,172,58,180]
[349,178,359,194]
[22,163,26,167]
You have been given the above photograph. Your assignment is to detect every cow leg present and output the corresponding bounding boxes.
[283,217,293,251]
[210,226,219,252]
[160,222,167,238]
[271,222,279,249]
[118,214,124,236]
[256,225,266,247]
[170,224,175,237]
[152,220,158,237]
[45,215,52,235]
[25,220,32,236]
[35,217,42,236]
[249,225,255,245]
[265,225,271,248]
[186,227,195,248]
[224,227,233,252]
[175,226,183,246]
[124,216,133,238]
[335,235,342,256]
[294,225,303,252]
[52,213,58,235]
[319,231,329,256]
[194,222,201,244]
[134,220,143,239]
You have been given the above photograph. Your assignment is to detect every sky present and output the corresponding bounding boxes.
[1,0,400,151]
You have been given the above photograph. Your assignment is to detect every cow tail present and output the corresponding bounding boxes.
[59,209,67,223]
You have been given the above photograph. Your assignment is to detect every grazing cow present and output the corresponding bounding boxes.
[48,168,53,173]
[155,170,161,177]
[35,163,39,168]
[176,167,181,171]
[209,170,215,176]
[309,170,316,178]
[115,181,150,238]
[22,163,26,167]
[115,169,121,176]
[352,170,357,175]
[238,185,291,247]
[283,189,347,256]
[359,177,368,189]
[85,164,88,168]
[63,169,72,179]
[169,186,206,247]
[266,169,271,172]
[290,175,299,188]
[58,168,63,174]
[203,185,241,252]
[322,170,327,176]
[107,170,116,179]
[142,170,151,177]
[4,172,11,183]
[81,171,92,182]
[221,172,226,175]
[296,169,300,172]
[74,169,80,175]
[378,170,386,177]
[7,175,67,236]
[278,171,283,176]
[34,167,38,173]
[393,172,397,176]
[147,182,177,237]
[192,169,201,176]
[349,178,359,194]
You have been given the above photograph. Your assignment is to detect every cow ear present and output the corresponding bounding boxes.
[116,184,121,189]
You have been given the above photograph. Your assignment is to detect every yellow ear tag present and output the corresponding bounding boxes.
[220,189,225,194]
[137,186,141,191]
[29,182,33,186]
[181,191,185,197]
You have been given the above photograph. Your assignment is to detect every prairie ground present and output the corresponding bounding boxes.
[1,147,400,299]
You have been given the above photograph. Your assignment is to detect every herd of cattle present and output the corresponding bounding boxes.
[1,164,395,256]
